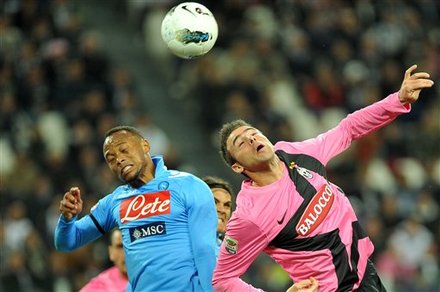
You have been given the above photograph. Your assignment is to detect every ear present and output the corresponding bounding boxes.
[142,139,151,153]
[231,162,244,174]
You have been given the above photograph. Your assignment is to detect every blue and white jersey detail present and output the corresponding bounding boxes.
[55,156,218,292]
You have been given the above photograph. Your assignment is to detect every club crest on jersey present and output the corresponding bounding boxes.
[225,237,238,254]
[158,181,169,190]
[296,184,334,236]
[296,166,313,179]
[129,221,166,242]
[120,191,171,224]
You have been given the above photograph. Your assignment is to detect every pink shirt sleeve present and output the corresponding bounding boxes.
[79,267,128,292]
[80,278,107,292]
[213,92,411,291]
[213,216,267,291]
[276,92,410,165]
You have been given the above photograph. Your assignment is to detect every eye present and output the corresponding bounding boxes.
[239,141,244,147]
[106,155,115,163]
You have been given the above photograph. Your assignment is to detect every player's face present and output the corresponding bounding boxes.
[226,126,275,174]
[103,131,150,183]
[108,230,127,276]
[212,187,232,234]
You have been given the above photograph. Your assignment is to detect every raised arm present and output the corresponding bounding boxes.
[54,187,111,251]
[277,64,434,165]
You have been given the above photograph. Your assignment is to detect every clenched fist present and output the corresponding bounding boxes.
[59,187,83,220]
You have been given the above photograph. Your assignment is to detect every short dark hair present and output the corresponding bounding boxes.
[218,119,252,166]
[202,176,234,199]
[105,126,145,140]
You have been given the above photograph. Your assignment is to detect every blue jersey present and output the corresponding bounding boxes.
[54,156,218,291]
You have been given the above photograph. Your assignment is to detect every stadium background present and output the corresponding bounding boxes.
[1,0,439,291]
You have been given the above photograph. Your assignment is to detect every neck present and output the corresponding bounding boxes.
[128,178,148,188]
[128,162,155,188]
[248,156,283,187]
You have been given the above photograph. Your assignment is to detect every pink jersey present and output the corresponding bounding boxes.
[80,266,128,292]
[213,92,410,292]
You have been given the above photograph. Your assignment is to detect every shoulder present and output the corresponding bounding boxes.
[79,267,114,291]
[94,186,127,206]
[274,141,302,153]
[226,211,263,238]
[231,195,257,223]
[168,170,207,188]
[111,184,131,195]
[90,186,132,215]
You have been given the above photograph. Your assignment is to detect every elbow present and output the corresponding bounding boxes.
[54,242,73,252]
[55,246,71,252]
[212,279,229,292]
[54,236,76,252]
[212,272,225,290]
[212,278,221,291]
[212,269,239,291]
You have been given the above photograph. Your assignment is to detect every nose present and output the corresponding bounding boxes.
[246,134,256,144]
[116,157,124,166]
[217,204,226,214]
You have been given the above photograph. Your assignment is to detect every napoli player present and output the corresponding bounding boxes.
[55,126,218,291]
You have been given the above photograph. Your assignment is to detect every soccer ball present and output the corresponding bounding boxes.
[161,2,218,59]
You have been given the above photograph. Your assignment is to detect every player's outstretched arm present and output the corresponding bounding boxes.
[398,64,434,105]
[286,277,318,292]
[288,64,434,166]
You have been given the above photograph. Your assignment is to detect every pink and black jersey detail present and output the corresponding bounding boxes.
[270,150,367,291]
[213,92,410,292]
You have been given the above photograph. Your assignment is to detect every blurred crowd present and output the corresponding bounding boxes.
[1,0,178,291]
[1,0,439,291]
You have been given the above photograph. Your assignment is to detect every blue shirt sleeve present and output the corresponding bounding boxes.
[89,194,117,233]
[54,214,102,251]
[54,194,116,251]
[185,177,218,291]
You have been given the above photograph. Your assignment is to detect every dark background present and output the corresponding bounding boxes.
[1,0,439,291]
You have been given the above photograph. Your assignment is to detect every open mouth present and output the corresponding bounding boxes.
[121,165,133,176]
[256,145,264,152]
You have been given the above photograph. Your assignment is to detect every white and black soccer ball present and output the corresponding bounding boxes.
[161,2,218,59]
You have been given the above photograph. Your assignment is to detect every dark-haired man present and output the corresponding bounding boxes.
[203,176,234,244]
[80,229,128,292]
[212,65,434,291]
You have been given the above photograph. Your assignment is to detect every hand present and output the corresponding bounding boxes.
[59,187,83,220]
[287,277,318,292]
[399,64,434,104]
